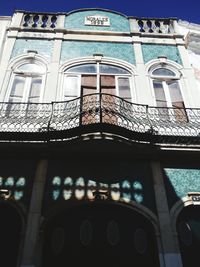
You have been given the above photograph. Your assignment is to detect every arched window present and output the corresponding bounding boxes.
[7,60,46,103]
[63,63,132,102]
[149,64,187,122]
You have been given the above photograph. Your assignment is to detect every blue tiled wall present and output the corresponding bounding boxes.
[65,10,130,32]
[142,44,182,65]
[164,168,200,208]
[61,41,135,65]
[11,39,53,60]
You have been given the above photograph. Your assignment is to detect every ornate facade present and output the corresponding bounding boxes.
[0,8,200,267]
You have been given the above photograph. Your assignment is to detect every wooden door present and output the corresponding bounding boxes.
[81,75,97,125]
[100,75,117,124]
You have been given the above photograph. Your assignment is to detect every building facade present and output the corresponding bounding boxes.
[0,8,200,267]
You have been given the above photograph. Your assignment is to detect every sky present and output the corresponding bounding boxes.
[1,0,200,24]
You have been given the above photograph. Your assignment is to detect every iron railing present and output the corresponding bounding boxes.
[0,94,200,143]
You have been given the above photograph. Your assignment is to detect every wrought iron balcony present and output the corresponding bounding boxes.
[0,94,200,144]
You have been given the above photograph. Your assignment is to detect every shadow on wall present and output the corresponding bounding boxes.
[43,159,157,214]
[42,202,160,267]
[163,166,200,267]
[0,202,22,267]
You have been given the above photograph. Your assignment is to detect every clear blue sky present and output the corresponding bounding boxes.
[1,0,200,24]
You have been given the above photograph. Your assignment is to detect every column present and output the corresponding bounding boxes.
[151,161,183,267]
[20,159,48,267]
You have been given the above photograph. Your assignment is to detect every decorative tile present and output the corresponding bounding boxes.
[11,39,53,60]
[142,44,182,65]
[164,168,200,208]
[61,41,135,65]
[65,10,130,32]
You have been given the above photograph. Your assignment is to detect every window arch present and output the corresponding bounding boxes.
[62,63,133,102]
[7,59,46,103]
[149,64,187,122]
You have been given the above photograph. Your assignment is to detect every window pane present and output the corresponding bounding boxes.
[100,64,130,75]
[28,77,42,103]
[100,75,115,94]
[9,76,25,102]
[18,63,44,73]
[118,77,131,99]
[168,81,183,103]
[152,68,176,77]
[168,81,187,122]
[81,75,97,95]
[64,76,79,100]
[66,64,97,74]
[153,80,167,107]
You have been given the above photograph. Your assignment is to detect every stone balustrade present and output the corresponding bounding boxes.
[21,13,57,29]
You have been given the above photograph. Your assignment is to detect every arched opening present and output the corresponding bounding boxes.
[58,62,134,126]
[42,203,160,267]
[0,202,23,267]
[149,63,187,122]
[7,60,46,103]
[177,205,200,267]
[63,63,132,101]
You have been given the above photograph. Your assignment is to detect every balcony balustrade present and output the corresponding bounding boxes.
[0,94,199,144]
[22,13,57,29]
[136,18,174,34]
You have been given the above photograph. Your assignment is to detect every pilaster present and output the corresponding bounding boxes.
[43,32,63,102]
[20,160,48,267]
[151,161,183,267]
[133,42,154,105]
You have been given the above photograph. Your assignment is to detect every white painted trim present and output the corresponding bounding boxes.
[59,56,137,75]
[8,53,49,72]
[145,59,187,109]
[170,195,200,234]
[3,54,49,103]
[57,57,137,102]
[145,58,183,73]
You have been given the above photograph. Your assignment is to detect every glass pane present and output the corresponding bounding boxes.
[107,221,120,246]
[178,221,193,247]
[18,63,45,73]
[100,64,130,75]
[152,68,176,77]
[66,64,97,74]
[168,81,183,103]
[153,80,167,107]
[51,227,66,254]
[167,81,187,122]
[80,220,93,246]
[134,228,147,254]
[64,76,79,100]
[118,77,131,99]
[100,75,115,94]
[28,77,42,103]
[9,76,25,102]
[81,75,97,95]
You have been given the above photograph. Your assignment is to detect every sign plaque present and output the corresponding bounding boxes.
[85,15,110,26]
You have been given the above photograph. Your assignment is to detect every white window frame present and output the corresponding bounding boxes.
[62,63,133,102]
[149,65,183,108]
[5,61,46,103]
[63,74,81,101]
